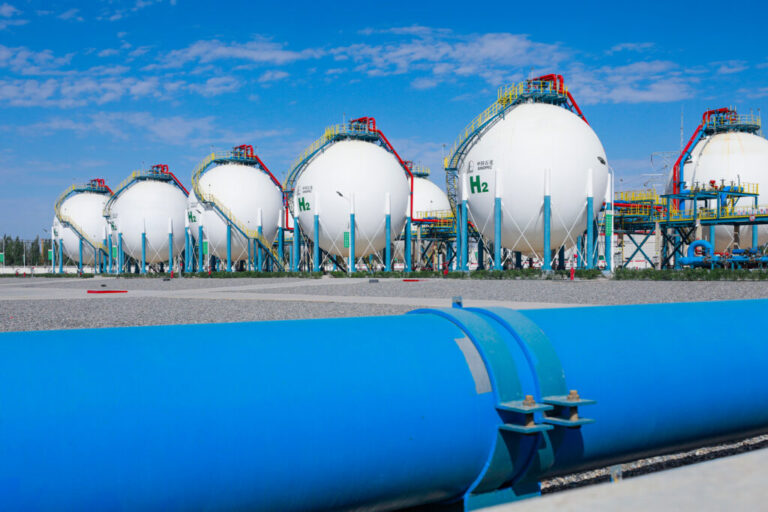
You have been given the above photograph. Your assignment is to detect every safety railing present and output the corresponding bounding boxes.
[415,209,454,220]
[707,113,761,132]
[411,165,430,177]
[615,189,660,204]
[287,123,375,182]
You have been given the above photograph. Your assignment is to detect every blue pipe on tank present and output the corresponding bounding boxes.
[1,300,767,511]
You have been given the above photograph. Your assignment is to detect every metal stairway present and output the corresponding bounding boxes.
[55,179,112,255]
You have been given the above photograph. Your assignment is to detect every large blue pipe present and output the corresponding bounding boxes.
[1,300,767,511]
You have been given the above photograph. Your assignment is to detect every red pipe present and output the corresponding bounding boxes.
[152,164,189,196]
[350,117,415,219]
[530,74,589,125]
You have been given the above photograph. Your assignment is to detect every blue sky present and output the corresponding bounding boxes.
[1,0,766,237]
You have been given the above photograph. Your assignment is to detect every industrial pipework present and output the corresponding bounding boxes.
[1,300,767,510]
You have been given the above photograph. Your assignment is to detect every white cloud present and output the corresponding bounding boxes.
[607,42,654,54]
[0,44,74,75]
[0,2,26,29]
[188,76,241,96]
[713,60,748,75]
[257,70,289,83]
[152,37,322,69]
[98,48,119,57]
[331,31,565,87]
[58,8,83,21]
[0,2,20,17]
[567,61,693,104]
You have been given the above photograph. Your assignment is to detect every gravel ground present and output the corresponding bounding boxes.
[0,297,411,332]
[252,278,768,304]
[542,435,768,493]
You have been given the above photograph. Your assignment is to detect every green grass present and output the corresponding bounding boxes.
[614,267,768,281]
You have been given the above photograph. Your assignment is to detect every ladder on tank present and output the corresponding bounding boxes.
[55,180,112,262]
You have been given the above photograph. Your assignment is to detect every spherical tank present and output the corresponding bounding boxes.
[295,140,409,258]
[188,163,282,261]
[54,191,110,265]
[460,103,608,255]
[682,131,768,250]
[108,180,187,264]
[411,177,451,217]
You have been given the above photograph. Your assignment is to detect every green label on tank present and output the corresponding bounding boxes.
[343,231,349,248]
[298,197,311,212]
[111,246,118,258]
[187,211,197,223]
[605,213,613,237]
[469,175,489,194]
[203,240,209,255]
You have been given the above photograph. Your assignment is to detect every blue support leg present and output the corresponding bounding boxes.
[349,213,356,273]
[543,194,551,271]
[586,196,594,269]
[58,239,63,274]
[385,213,391,272]
[226,224,232,273]
[494,196,502,270]
[168,232,173,275]
[78,238,83,274]
[141,232,146,275]
[405,216,412,273]
[292,224,300,272]
[257,226,264,272]
[198,226,204,273]
[313,214,320,273]
[460,200,468,271]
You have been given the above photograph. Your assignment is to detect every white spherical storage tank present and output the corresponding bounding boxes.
[411,177,451,217]
[106,173,188,265]
[53,187,111,265]
[294,139,409,258]
[188,162,283,260]
[682,130,768,250]
[459,102,609,255]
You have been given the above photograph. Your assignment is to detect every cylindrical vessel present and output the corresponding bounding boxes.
[682,131,768,250]
[295,140,409,257]
[1,300,766,511]
[460,103,609,255]
[53,190,110,265]
[107,178,188,264]
[188,163,282,260]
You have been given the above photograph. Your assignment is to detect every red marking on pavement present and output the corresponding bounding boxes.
[402,279,421,282]
[87,290,128,294]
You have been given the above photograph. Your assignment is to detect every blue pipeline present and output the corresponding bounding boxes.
[494,197,502,270]
[385,213,392,271]
[1,300,767,511]
[349,213,356,273]
[313,214,320,272]
[542,195,551,271]
[680,239,768,267]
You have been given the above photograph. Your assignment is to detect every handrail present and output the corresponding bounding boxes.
[105,167,188,217]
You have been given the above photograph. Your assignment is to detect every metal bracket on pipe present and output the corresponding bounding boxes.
[497,398,554,435]
[542,393,596,428]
